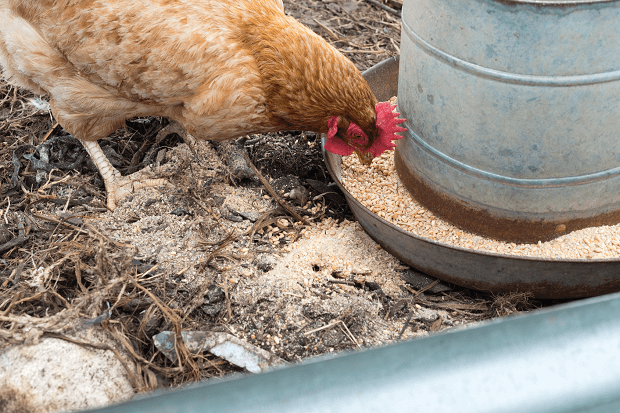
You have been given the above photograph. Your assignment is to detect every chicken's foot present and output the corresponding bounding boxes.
[81,140,167,210]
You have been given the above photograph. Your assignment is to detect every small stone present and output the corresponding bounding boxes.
[322,329,345,347]
[201,303,223,317]
[170,207,192,216]
[223,213,243,222]
[413,308,439,323]
[365,281,382,291]
[237,210,260,222]
[143,198,158,208]
[205,285,225,304]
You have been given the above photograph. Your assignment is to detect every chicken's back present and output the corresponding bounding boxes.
[1,0,378,149]
[0,0,283,140]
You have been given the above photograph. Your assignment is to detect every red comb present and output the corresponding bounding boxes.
[325,101,406,158]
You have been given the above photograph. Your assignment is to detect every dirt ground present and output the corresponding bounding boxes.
[0,0,537,402]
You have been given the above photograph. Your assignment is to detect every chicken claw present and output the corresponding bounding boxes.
[81,140,167,210]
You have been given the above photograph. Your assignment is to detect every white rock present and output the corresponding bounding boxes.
[413,308,439,323]
[0,329,135,413]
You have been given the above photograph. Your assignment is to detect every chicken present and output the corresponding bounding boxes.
[0,0,402,210]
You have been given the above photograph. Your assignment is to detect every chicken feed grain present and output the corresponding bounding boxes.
[341,149,620,260]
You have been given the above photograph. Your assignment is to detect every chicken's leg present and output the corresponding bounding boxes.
[82,140,167,210]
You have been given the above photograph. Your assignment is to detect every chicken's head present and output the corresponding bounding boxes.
[325,101,406,165]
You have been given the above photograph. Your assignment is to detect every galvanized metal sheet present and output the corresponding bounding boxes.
[322,56,620,299]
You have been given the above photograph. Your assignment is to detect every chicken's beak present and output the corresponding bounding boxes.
[354,123,379,165]
[331,116,378,165]
[354,149,374,166]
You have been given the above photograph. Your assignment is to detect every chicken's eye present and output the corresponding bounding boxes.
[348,133,366,147]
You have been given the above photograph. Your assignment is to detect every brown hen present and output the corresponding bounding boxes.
[0,0,379,209]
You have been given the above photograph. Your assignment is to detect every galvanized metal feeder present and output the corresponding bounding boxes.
[323,0,620,298]
[397,0,620,244]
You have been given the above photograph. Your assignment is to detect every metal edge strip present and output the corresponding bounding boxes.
[404,124,620,187]
[401,19,620,87]
[497,0,617,4]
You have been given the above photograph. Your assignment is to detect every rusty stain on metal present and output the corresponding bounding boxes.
[394,150,620,243]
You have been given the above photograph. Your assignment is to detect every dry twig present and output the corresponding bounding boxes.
[243,153,310,226]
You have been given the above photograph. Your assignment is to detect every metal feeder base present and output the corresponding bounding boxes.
[323,56,620,299]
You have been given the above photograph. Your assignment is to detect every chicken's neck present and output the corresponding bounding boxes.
[236,4,378,136]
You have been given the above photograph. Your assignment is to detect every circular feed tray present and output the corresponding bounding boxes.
[322,56,620,299]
